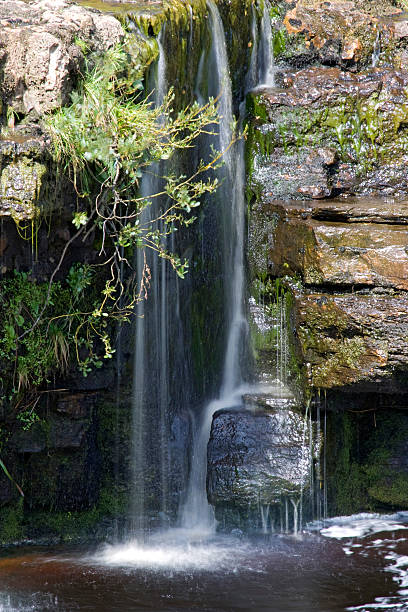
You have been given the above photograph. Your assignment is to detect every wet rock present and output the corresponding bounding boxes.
[249,297,278,382]
[56,392,99,420]
[10,425,47,454]
[282,0,407,69]
[250,197,408,290]
[247,67,408,199]
[207,406,312,509]
[294,290,408,390]
[0,133,49,219]
[269,210,408,290]
[250,194,408,393]
[0,158,47,220]
[253,148,334,201]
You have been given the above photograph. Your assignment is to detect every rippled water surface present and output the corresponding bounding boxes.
[1,514,408,611]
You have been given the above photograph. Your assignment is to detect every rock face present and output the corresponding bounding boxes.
[248,67,408,200]
[276,0,408,70]
[0,0,123,115]
[246,0,408,517]
[247,0,408,395]
[208,407,310,506]
[283,0,408,68]
[250,196,408,392]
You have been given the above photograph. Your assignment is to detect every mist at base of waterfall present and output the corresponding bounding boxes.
[95,530,252,572]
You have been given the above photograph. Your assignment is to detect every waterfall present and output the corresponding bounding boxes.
[180,0,285,534]
[129,0,279,538]
[246,4,259,93]
[180,0,249,533]
[131,33,171,532]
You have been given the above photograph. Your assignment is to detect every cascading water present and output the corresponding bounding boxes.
[119,0,291,544]
[180,0,249,534]
[246,0,276,91]
[131,31,192,532]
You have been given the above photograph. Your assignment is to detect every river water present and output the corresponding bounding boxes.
[1,513,408,611]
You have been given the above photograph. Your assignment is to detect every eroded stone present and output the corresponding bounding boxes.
[0,0,124,115]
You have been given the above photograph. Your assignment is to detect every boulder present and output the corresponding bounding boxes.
[207,404,313,509]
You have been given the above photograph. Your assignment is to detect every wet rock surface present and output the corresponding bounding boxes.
[248,66,408,199]
[276,0,408,70]
[295,290,408,390]
[258,198,408,290]
[283,0,406,68]
[246,0,408,517]
[250,197,408,391]
[207,405,312,508]
[247,11,408,396]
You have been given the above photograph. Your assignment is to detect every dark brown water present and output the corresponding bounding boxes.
[1,514,408,612]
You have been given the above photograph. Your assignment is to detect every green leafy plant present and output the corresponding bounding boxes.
[34,40,235,348]
[0,38,238,418]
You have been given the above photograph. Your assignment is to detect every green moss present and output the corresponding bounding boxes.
[312,337,365,388]
[0,158,47,221]
[295,296,368,389]
[326,410,408,515]
[367,472,408,507]
[27,487,128,542]
[362,412,408,509]
[284,287,309,401]
[272,29,287,58]
[0,498,24,544]
[327,412,368,515]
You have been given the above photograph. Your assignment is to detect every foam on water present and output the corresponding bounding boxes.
[308,512,408,539]
[0,593,59,612]
[309,513,408,611]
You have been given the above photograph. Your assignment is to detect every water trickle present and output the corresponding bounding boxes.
[323,399,328,520]
[372,29,381,67]
[188,4,194,49]
[246,3,259,92]
[260,504,270,534]
[258,0,276,87]
[275,290,289,385]
[291,498,300,535]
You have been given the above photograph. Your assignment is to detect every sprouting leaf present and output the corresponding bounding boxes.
[72,212,89,229]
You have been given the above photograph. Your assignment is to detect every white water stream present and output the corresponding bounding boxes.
[180,0,249,534]
[258,0,276,87]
